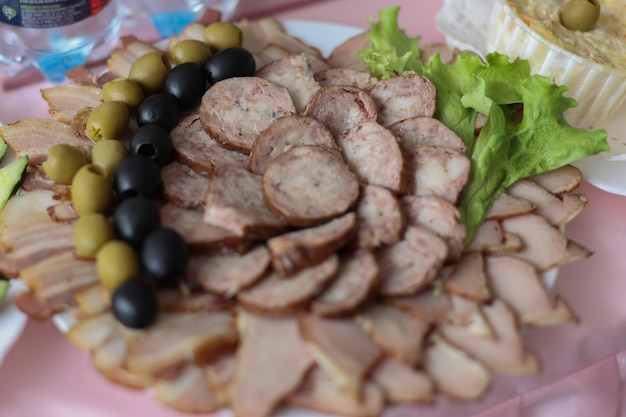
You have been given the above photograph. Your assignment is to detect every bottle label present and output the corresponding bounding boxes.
[0,0,111,28]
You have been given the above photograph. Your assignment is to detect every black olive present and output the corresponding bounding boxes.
[142,227,189,287]
[129,124,174,167]
[164,62,209,108]
[204,47,256,84]
[111,278,158,329]
[136,93,182,131]
[114,195,161,248]
[114,154,162,198]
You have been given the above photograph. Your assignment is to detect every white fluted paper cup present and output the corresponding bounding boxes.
[486,0,626,129]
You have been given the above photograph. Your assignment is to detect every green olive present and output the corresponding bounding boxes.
[86,101,130,142]
[128,51,171,95]
[96,239,140,290]
[171,39,213,66]
[561,0,601,32]
[74,213,115,258]
[71,164,113,214]
[42,144,88,184]
[102,77,144,109]
[203,22,243,52]
[91,139,129,177]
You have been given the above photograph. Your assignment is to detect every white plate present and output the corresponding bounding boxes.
[436,0,626,196]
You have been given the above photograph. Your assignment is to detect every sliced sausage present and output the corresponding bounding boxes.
[204,165,287,239]
[370,72,437,127]
[263,146,359,227]
[171,115,249,174]
[267,212,357,277]
[405,145,470,204]
[200,77,296,154]
[249,115,337,175]
[336,121,407,194]
[314,68,377,93]
[303,85,377,137]
[355,185,404,249]
[161,161,209,210]
[237,255,339,314]
[389,116,466,153]
[256,53,321,113]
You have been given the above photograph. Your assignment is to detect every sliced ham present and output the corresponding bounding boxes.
[262,146,359,227]
[485,256,576,326]
[422,332,491,400]
[370,72,437,127]
[390,290,452,323]
[303,85,377,137]
[355,185,404,249]
[486,192,535,220]
[389,116,466,153]
[41,83,102,124]
[327,32,370,71]
[314,68,377,93]
[170,115,249,174]
[200,77,296,154]
[161,161,209,210]
[153,364,220,413]
[370,357,434,404]
[311,249,379,317]
[188,245,271,297]
[231,310,314,417]
[443,252,490,301]
[267,213,356,277]
[204,164,288,239]
[529,165,582,194]
[336,122,408,193]
[256,53,320,113]
[299,314,382,398]
[378,226,448,296]
[237,255,339,314]
[467,219,523,253]
[356,304,430,365]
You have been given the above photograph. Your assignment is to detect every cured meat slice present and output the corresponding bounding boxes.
[389,116,466,153]
[440,300,540,374]
[67,312,119,351]
[390,291,452,323]
[303,85,377,137]
[422,332,491,400]
[206,353,236,406]
[467,219,523,252]
[0,118,92,165]
[161,161,210,210]
[402,195,465,260]
[237,256,339,314]
[126,311,238,376]
[446,294,493,338]
[153,364,220,414]
[266,32,324,59]
[486,192,535,220]
[107,37,159,77]
[237,17,286,53]
[263,146,359,227]
[47,200,79,222]
[355,185,404,249]
[288,367,384,417]
[188,245,271,297]
[370,72,437,127]
[314,68,377,93]
[356,304,430,365]
[378,226,448,296]
[420,43,461,64]
[254,45,329,74]
[443,252,490,301]
[507,179,587,227]
[170,115,249,174]
[370,357,434,404]
[336,122,407,193]
[256,53,321,113]
[327,32,370,71]
[161,204,247,254]
[405,145,471,204]
[41,83,102,124]
[204,165,287,239]
[231,310,314,417]
[157,291,232,313]
[267,213,356,277]
[299,314,382,398]
[311,249,379,317]
[529,165,582,194]
[75,283,109,315]
[249,115,337,175]
[200,77,296,154]
[92,332,146,389]
[486,256,576,326]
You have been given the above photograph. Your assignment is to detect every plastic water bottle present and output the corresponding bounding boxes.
[121,0,240,39]
[0,0,121,83]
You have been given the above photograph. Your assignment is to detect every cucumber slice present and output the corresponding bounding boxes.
[0,156,28,210]
[0,140,8,162]
[0,280,8,304]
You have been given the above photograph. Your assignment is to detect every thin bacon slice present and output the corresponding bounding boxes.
[41,83,102,124]
[529,165,582,194]
[444,252,490,301]
[467,219,523,253]
[107,38,159,78]
[370,357,434,404]
[390,290,452,323]
[153,364,220,413]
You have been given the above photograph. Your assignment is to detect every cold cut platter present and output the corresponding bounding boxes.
[0,7,605,417]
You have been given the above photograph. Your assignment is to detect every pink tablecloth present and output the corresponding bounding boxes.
[2,1,626,416]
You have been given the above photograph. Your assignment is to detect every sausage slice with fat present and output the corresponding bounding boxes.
[389,116,466,153]
[355,185,404,249]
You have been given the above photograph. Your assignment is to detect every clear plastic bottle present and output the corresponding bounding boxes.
[0,0,121,83]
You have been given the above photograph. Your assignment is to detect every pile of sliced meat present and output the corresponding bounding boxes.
[0,15,592,417]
